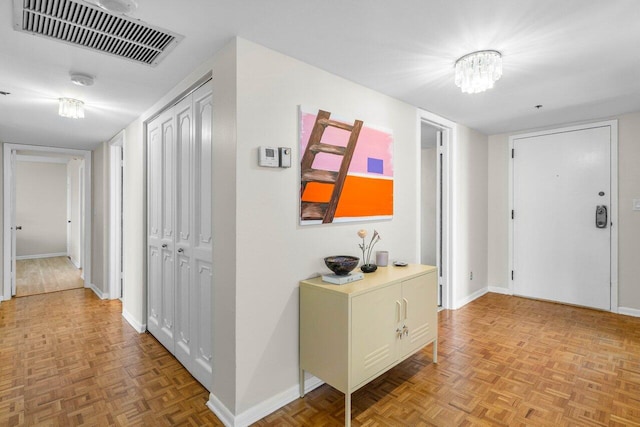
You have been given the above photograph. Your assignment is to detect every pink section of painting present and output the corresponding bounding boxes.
[300,110,393,177]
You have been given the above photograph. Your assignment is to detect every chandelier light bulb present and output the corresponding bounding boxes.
[58,98,85,119]
[454,50,502,94]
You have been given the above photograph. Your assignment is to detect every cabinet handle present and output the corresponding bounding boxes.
[396,328,403,339]
[396,300,401,323]
[403,298,409,320]
[403,325,409,337]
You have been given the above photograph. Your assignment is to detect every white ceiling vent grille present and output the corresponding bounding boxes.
[13,0,183,66]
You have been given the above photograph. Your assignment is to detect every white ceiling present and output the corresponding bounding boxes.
[1,0,639,150]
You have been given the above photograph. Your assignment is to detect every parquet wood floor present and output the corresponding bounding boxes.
[2,290,639,426]
[16,257,83,297]
[0,289,223,426]
[255,293,640,427]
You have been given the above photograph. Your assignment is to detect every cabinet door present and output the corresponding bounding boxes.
[351,284,401,387]
[400,272,437,357]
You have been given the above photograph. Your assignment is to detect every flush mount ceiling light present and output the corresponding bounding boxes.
[59,98,85,119]
[454,50,502,94]
[70,72,95,87]
[96,0,138,14]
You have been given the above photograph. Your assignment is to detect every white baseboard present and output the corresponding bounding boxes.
[618,307,640,318]
[122,309,146,333]
[70,257,81,268]
[16,252,67,260]
[455,286,488,309]
[86,282,106,299]
[488,286,512,295]
[207,376,324,427]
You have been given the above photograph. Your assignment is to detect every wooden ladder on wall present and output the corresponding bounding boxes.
[300,110,363,223]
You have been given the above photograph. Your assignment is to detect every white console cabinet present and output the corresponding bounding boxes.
[299,265,438,426]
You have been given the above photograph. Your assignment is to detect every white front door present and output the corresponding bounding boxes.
[512,125,613,310]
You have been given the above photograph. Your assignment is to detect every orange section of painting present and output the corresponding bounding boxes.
[302,175,393,217]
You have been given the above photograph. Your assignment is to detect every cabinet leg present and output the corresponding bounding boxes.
[299,368,305,397]
[433,340,438,364]
[345,392,351,427]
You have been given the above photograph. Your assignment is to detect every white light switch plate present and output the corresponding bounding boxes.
[633,199,640,211]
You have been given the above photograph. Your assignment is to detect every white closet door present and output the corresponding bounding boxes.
[147,81,213,392]
[190,82,213,388]
[147,109,176,352]
[174,96,194,369]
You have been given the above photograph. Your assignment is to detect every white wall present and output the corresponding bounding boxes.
[119,36,495,422]
[486,111,640,312]
[487,133,510,289]
[233,39,421,414]
[453,125,489,306]
[15,161,67,257]
[67,158,83,267]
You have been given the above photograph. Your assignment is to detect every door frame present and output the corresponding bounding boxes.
[2,143,92,300]
[109,131,124,299]
[417,109,456,310]
[508,120,618,311]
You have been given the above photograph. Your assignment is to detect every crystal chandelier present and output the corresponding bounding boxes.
[58,98,85,119]
[454,50,502,94]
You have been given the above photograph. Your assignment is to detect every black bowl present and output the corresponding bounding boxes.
[324,255,359,276]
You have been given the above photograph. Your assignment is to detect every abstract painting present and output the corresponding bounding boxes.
[299,106,393,225]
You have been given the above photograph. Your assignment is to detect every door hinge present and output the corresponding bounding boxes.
[511,148,514,158]
[511,270,514,280]
[511,210,514,219]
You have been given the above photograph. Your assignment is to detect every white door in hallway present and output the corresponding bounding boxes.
[512,125,612,310]
[147,81,213,391]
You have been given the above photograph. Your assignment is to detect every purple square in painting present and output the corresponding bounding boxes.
[367,157,384,174]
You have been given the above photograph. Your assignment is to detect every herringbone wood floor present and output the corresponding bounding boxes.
[1,290,639,426]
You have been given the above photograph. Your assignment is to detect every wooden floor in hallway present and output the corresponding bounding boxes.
[0,289,222,426]
[1,289,639,426]
[16,256,83,297]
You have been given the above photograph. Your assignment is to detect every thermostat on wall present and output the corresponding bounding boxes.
[258,146,279,167]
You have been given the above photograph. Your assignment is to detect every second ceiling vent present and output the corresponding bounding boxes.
[13,0,183,66]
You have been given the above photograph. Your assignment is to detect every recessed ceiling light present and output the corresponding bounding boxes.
[96,0,138,14]
[70,72,95,87]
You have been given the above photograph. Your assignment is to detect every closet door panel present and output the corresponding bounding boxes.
[192,260,213,387]
[147,247,161,331]
[194,87,213,250]
[161,117,175,241]
[176,98,193,245]
[159,248,175,352]
[175,256,192,363]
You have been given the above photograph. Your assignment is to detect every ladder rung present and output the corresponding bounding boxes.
[317,118,353,132]
[300,201,328,220]
[309,143,347,156]
[301,169,338,184]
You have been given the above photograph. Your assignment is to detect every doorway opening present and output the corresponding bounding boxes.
[418,110,455,309]
[3,144,92,301]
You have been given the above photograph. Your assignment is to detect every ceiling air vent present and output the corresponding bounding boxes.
[12,0,183,66]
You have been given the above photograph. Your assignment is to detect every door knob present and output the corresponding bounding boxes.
[161,243,168,248]
[177,248,184,253]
